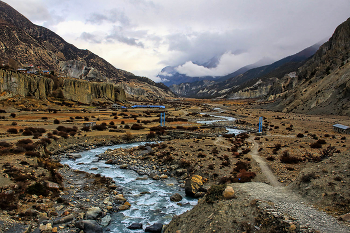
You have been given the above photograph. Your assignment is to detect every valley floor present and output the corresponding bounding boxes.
[0,99,349,232]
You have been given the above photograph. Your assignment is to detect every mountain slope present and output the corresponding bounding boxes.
[0,1,174,100]
[170,44,320,98]
[265,17,350,116]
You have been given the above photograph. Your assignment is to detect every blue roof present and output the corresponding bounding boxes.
[131,105,165,109]
[333,124,350,130]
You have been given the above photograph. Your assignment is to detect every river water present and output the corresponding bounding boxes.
[60,112,244,232]
[61,142,197,232]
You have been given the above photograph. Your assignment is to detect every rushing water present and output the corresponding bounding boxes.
[198,113,246,135]
[61,142,197,233]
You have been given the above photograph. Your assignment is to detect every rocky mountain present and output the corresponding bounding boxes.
[170,44,321,98]
[265,17,350,116]
[0,1,174,101]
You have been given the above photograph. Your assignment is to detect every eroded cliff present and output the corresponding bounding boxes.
[0,69,126,104]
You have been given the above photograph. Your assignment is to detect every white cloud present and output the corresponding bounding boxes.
[175,52,260,77]
[2,0,350,81]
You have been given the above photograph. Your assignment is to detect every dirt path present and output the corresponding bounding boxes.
[247,136,281,187]
[240,136,350,232]
[234,182,350,233]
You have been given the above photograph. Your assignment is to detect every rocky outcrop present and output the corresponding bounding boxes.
[0,69,126,104]
[59,60,108,82]
[227,78,276,99]
[0,69,53,100]
[62,78,126,104]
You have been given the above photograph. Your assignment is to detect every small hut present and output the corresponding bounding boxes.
[333,124,350,134]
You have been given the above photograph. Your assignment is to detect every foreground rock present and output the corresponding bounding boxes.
[145,223,163,233]
[223,186,235,199]
[75,220,103,233]
[185,175,204,197]
[127,223,143,229]
[170,193,183,202]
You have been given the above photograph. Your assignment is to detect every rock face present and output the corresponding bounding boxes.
[59,60,107,82]
[185,175,204,197]
[0,69,53,100]
[0,69,126,103]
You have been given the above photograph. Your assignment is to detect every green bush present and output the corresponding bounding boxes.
[205,184,227,203]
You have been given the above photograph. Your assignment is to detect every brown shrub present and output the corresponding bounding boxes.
[7,128,18,134]
[280,151,302,164]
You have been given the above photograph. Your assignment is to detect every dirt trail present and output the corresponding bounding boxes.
[240,136,350,232]
[247,136,281,187]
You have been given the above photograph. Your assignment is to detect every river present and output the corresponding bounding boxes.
[60,112,243,232]
[61,142,197,232]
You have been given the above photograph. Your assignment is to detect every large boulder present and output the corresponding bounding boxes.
[100,215,111,227]
[185,175,203,197]
[127,223,143,229]
[145,223,163,233]
[223,186,235,199]
[75,220,103,233]
[170,193,183,202]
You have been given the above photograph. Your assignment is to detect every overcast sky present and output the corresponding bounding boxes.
[3,0,350,81]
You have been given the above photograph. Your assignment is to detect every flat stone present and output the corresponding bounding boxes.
[160,174,168,179]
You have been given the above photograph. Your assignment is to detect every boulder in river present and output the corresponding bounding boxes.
[75,220,103,233]
[115,194,127,202]
[100,215,111,227]
[67,153,82,160]
[145,223,163,233]
[185,175,203,197]
[118,201,131,210]
[127,223,143,229]
[105,159,118,164]
[120,164,128,169]
[170,193,183,202]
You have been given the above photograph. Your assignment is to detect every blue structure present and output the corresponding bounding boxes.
[160,112,166,126]
[132,105,165,109]
[259,117,263,133]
